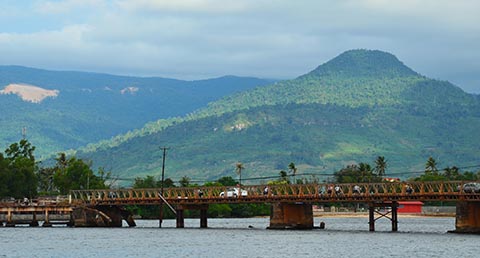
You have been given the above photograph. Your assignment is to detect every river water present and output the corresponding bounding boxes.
[0,216,478,258]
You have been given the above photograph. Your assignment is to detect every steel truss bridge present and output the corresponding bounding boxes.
[70,181,480,206]
[2,181,479,231]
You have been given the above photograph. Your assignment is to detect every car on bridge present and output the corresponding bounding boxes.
[462,182,480,193]
[220,188,248,198]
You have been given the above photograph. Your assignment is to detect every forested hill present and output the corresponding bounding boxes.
[192,49,475,118]
[0,66,272,156]
[306,49,418,78]
[75,49,480,184]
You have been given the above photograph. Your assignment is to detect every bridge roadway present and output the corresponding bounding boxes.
[2,181,479,231]
[69,180,480,232]
[70,181,480,206]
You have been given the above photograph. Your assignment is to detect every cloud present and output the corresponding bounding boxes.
[0,0,479,92]
[34,0,106,15]
[116,0,250,14]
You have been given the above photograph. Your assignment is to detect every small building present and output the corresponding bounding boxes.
[398,201,423,213]
[383,177,401,182]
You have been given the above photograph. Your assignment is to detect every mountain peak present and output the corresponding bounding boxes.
[306,49,418,78]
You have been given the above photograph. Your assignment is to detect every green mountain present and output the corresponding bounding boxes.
[75,49,480,184]
[0,66,271,157]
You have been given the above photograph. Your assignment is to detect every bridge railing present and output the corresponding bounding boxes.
[69,180,479,204]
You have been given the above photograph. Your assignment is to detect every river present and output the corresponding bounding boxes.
[0,216,478,257]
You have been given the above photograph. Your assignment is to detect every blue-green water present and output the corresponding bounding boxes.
[0,217,478,257]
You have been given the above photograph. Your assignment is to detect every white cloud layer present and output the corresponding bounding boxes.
[0,0,479,92]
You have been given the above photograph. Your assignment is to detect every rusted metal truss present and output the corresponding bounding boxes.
[69,181,480,206]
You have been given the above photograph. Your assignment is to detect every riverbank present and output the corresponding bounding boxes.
[313,212,455,218]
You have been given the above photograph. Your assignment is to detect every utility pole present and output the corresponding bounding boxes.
[159,147,170,228]
[22,127,27,139]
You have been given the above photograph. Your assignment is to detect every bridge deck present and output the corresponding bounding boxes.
[70,181,480,206]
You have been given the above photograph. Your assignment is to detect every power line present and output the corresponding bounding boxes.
[109,163,480,186]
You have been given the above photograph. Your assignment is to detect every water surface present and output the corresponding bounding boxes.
[1,217,478,258]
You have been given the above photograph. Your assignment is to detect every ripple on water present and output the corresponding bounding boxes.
[0,217,474,258]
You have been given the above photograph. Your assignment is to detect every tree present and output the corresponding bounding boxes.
[334,163,381,183]
[163,178,175,188]
[412,165,478,182]
[217,176,238,186]
[279,170,289,183]
[235,162,244,186]
[0,140,38,198]
[37,167,56,194]
[52,153,108,194]
[334,164,359,183]
[133,176,175,188]
[133,175,157,188]
[4,139,35,161]
[0,153,9,197]
[179,176,190,187]
[288,162,297,184]
[443,166,460,180]
[358,162,372,182]
[425,157,438,175]
[374,156,387,177]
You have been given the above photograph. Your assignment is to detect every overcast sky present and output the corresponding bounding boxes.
[0,0,479,93]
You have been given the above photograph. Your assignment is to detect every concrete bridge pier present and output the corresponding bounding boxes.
[5,210,15,227]
[30,212,39,227]
[175,209,184,228]
[71,206,135,227]
[42,209,53,227]
[175,204,209,228]
[200,209,208,228]
[268,202,313,229]
[454,202,480,233]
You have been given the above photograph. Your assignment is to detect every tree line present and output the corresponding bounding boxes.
[0,139,110,199]
[1,140,478,217]
[332,156,478,184]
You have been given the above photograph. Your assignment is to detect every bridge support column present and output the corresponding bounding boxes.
[200,209,208,228]
[175,204,208,228]
[42,209,52,227]
[99,206,135,227]
[176,209,184,228]
[5,209,15,227]
[369,206,375,231]
[454,202,480,233]
[30,212,39,227]
[392,203,398,232]
[71,206,135,227]
[268,203,313,229]
[368,202,398,232]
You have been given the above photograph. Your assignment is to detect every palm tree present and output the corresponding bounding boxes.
[37,167,56,193]
[375,156,387,177]
[179,176,190,187]
[444,166,460,180]
[425,157,438,175]
[358,162,372,183]
[55,152,68,169]
[235,162,244,187]
[288,162,297,184]
[279,170,289,183]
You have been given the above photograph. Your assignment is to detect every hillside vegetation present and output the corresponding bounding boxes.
[70,50,480,184]
[0,66,271,156]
